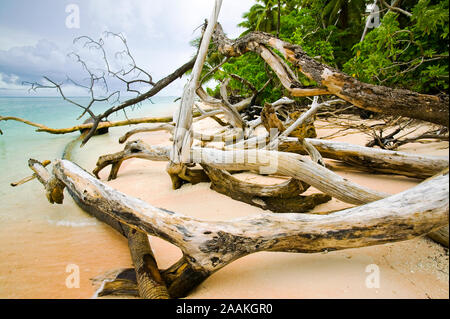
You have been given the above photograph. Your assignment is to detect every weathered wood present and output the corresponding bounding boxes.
[196,86,253,111]
[39,159,448,282]
[266,96,321,150]
[212,23,449,127]
[219,78,246,129]
[194,148,387,204]
[171,0,223,166]
[119,123,175,144]
[168,0,223,188]
[260,102,286,133]
[11,160,51,187]
[280,137,449,179]
[29,159,171,299]
[0,115,173,135]
[28,159,65,204]
[93,140,448,245]
[427,226,449,247]
[202,165,331,213]
[94,141,386,204]
[80,118,109,135]
[93,140,170,180]
[127,229,170,299]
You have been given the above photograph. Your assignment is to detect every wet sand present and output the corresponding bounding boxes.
[0,117,448,298]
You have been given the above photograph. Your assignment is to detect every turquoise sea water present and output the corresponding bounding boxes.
[0,96,178,225]
[0,96,180,297]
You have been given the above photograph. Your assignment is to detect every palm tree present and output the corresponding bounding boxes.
[321,0,367,28]
[238,0,280,34]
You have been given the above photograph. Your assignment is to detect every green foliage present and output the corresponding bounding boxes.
[412,0,449,37]
[207,52,283,104]
[239,0,281,34]
[193,0,448,103]
[343,0,449,94]
[279,6,339,65]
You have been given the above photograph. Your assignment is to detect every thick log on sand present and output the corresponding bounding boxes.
[29,159,170,299]
[280,137,449,179]
[30,158,448,297]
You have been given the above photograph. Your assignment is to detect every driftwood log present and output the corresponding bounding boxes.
[224,133,448,180]
[202,165,331,213]
[29,159,448,298]
[93,139,448,245]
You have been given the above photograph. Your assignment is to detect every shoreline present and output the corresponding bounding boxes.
[0,116,448,299]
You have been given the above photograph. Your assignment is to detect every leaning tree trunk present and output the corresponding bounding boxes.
[212,23,449,127]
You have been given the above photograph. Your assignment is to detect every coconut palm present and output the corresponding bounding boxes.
[239,0,280,34]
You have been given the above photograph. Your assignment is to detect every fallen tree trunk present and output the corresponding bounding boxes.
[280,137,449,179]
[93,140,448,245]
[28,159,170,299]
[94,141,387,204]
[31,158,448,297]
[212,23,449,127]
[226,132,448,179]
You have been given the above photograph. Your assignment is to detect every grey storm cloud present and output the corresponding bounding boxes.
[0,0,254,96]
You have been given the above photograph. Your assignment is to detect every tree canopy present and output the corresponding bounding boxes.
[203,0,448,105]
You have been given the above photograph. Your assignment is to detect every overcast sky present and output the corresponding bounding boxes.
[0,0,255,97]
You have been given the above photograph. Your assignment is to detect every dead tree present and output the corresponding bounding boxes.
[29,159,448,298]
[211,23,449,127]
[7,0,449,299]
[8,32,196,145]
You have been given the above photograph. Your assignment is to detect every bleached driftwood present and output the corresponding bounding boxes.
[280,137,449,179]
[170,0,223,166]
[30,158,448,297]
[224,131,448,179]
[168,0,223,188]
[92,140,448,246]
[94,141,387,204]
[118,123,175,144]
[202,164,331,213]
[29,159,170,299]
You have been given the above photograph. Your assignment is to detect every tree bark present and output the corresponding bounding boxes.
[34,158,448,283]
[280,137,449,179]
[202,164,331,213]
[212,23,449,127]
[29,159,170,299]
